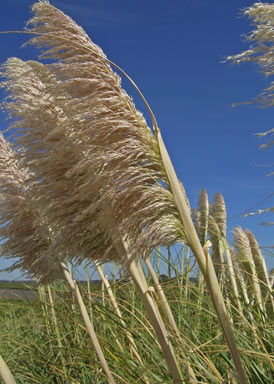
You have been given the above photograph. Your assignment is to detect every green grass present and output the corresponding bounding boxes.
[0,281,38,291]
[0,265,273,383]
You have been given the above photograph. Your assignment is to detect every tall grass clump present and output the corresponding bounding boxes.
[0,132,117,383]
[0,1,273,383]
[16,3,246,381]
[0,53,184,380]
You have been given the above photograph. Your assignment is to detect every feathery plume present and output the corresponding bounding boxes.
[230,246,254,323]
[0,133,60,283]
[0,57,118,264]
[245,229,270,287]
[0,131,116,384]
[233,226,263,312]
[245,229,274,312]
[198,189,209,245]
[226,2,274,181]
[226,2,274,107]
[1,56,186,384]
[0,2,247,381]
[212,193,227,237]
[208,215,223,276]
[233,227,256,279]
[2,1,188,261]
[192,208,201,242]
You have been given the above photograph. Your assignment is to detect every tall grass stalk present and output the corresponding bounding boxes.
[20,12,244,377]
[210,226,226,291]
[94,260,151,384]
[178,245,184,330]
[0,2,252,382]
[60,262,116,384]
[37,285,53,354]
[145,258,197,383]
[0,354,17,384]
[47,284,67,375]
[112,262,117,298]
[233,227,264,315]
[184,246,191,313]
[84,260,93,320]
[231,252,256,325]
[0,49,183,381]
[145,259,177,332]
[245,229,274,316]
[156,248,160,281]
[223,241,243,317]
[108,234,184,383]
[127,258,184,383]
[168,247,172,280]
[66,262,81,344]
[101,264,106,310]
[208,194,244,317]
[157,132,247,383]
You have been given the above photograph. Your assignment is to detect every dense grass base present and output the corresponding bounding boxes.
[0,274,273,383]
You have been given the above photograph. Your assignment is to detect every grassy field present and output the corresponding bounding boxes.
[0,256,273,384]
[0,2,273,383]
[0,281,38,291]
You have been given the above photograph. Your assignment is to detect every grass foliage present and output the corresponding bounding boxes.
[0,1,273,383]
[0,249,273,383]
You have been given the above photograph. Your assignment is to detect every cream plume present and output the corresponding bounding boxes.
[233,226,263,312]
[1,57,117,264]
[2,1,187,261]
[212,193,227,236]
[0,133,60,283]
[198,189,209,245]
[0,3,247,381]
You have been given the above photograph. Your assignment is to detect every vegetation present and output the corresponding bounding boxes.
[0,281,38,291]
[0,254,273,383]
[0,1,273,383]
[226,1,274,224]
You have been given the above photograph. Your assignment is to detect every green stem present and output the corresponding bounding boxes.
[47,284,67,374]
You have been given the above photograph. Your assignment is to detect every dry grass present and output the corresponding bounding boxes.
[0,1,273,383]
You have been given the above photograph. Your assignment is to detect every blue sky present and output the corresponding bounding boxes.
[0,0,273,280]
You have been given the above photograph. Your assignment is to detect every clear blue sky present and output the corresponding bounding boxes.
[0,0,273,280]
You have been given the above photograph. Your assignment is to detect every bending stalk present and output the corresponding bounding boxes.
[145,258,197,383]
[0,355,16,384]
[157,131,247,384]
[128,259,183,384]
[94,260,151,384]
[60,262,116,384]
